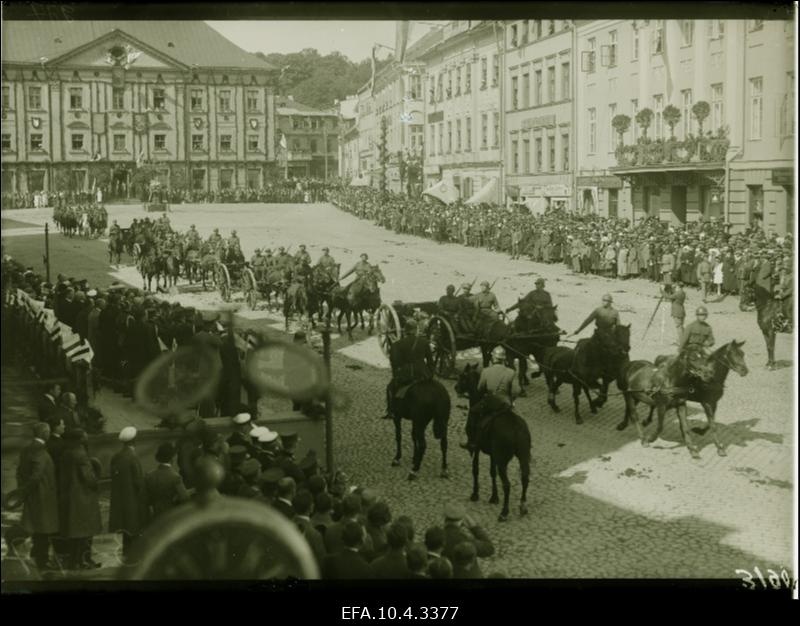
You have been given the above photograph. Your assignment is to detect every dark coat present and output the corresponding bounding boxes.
[59,444,102,538]
[389,335,433,385]
[109,445,149,534]
[295,516,326,566]
[145,464,189,519]
[442,522,495,561]
[273,497,295,520]
[17,440,59,534]
[453,560,484,579]
[323,548,372,580]
[37,394,58,423]
[47,435,66,485]
[324,520,374,557]
[56,405,82,431]
[369,549,411,579]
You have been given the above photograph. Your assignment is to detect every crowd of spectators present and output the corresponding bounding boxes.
[2,190,99,210]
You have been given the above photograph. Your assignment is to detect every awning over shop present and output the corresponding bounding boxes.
[422,179,459,204]
[465,178,498,205]
[349,175,371,187]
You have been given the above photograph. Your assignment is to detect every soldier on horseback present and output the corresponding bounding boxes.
[459,346,521,453]
[315,247,338,281]
[506,277,555,328]
[251,248,266,281]
[572,293,620,348]
[383,319,434,420]
[774,257,793,333]
[185,224,201,249]
[208,228,223,249]
[340,253,373,301]
[438,284,461,318]
[295,244,312,267]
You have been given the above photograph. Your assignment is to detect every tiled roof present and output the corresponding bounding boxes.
[275,96,337,116]
[1,21,274,70]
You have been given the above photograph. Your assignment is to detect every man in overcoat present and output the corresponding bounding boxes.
[109,427,148,560]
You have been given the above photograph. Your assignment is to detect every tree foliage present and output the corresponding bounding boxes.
[611,114,631,144]
[255,48,393,109]
[662,104,682,138]
[692,100,711,135]
[635,108,654,139]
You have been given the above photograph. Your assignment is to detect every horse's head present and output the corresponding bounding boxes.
[614,323,632,355]
[454,362,481,399]
[721,340,749,377]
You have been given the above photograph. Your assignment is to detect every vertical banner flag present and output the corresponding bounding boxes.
[280,132,288,150]
[663,20,680,103]
[395,21,411,63]
[370,45,377,96]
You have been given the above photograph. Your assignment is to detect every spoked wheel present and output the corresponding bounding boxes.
[376,303,401,356]
[427,314,456,377]
[243,267,258,310]
[216,263,231,302]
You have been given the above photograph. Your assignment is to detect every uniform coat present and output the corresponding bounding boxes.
[59,444,102,538]
[17,440,59,534]
[295,516,326,566]
[109,445,149,534]
[145,464,190,518]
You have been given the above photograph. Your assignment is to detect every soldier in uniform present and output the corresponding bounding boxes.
[459,346,521,453]
[774,256,793,332]
[250,249,266,281]
[185,224,201,249]
[383,319,434,420]
[227,229,241,252]
[572,294,620,347]
[275,247,293,274]
[679,305,715,374]
[505,277,554,320]
[340,253,372,282]
[208,228,223,249]
[752,249,774,311]
[295,244,312,267]
[665,281,687,346]
[457,282,478,334]
[473,281,500,320]
[438,285,461,319]
[316,247,338,280]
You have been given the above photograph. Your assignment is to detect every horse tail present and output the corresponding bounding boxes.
[432,382,451,440]
[514,414,532,475]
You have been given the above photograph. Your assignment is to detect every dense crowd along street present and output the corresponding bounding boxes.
[1,196,794,581]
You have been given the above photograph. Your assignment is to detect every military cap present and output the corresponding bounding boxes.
[87,289,98,298]
[322,247,330,252]
[258,429,279,444]
[260,467,285,485]
[461,282,472,291]
[229,445,247,463]
[602,293,613,303]
[119,426,137,442]
[298,450,318,476]
[535,277,545,285]
[254,248,261,253]
[233,412,252,425]
[155,442,176,463]
[239,458,261,480]
[696,306,708,316]
[280,432,299,448]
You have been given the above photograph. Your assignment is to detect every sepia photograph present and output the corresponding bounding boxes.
[0,1,796,601]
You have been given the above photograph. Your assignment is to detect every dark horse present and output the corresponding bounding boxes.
[617,346,717,459]
[502,305,562,389]
[540,325,631,424]
[307,264,340,326]
[391,378,451,481]
[756,299,789,370]
[108,229,125,267]
[635,341,749,457]
[333,265,385,336]
[455,364,532,522]
[283,278,309,331]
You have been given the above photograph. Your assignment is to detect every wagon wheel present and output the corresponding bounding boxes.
[376,303,401,356]
[216,263,232,302]
[243,267,258,310]
[427,314,456,377]
[123,459,319,581]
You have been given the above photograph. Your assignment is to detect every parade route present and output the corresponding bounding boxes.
[2,202,795,578]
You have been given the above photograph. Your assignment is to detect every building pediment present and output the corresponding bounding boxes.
[66,120,91,130]
[47,30,187,72]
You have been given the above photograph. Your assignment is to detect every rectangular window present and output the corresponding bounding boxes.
[511,139,518,173]
[748,20,763,32]
[2,133,11,150]
[192,134,204,151]
[547,66,556,102]
[246,90,259,112]
[113,134,126,151]
[447,121,452,153]
[248,134,259,151]
[410,124,423,149]
[465,63,472,93]
[492,55,499,87]
[2,86,10,109]
[653,94,664,139]
[481,113,488,149]
[609,103,617,147]
[548,135,555,172]
[112,87,125,110]
[561,133,569,171]
[584,38,596,73]
[456,119,462,152]
[711,83,724,132]
[652,21,664,54]
[246,169,260,189]
[681,89,693,138]
[219,90,232,112]
[708,20,725,40]
[512,76,519,110]
[534,70,542,105]
[511,24,518,48]
[749,77,762,140]
[310,138,318,152]
[522,73,530,108]
[493,113,500,148]
[28,86,42,110]
[608,31,618,66]
[632,24,640,61]
[522,21,529,45]
[154,134,166,150]
[219,169,233,190]
[71,134,84,150]
[561,62,570,100]
[153,88,166,110]
[429,125,435,157]
[535,137,542,171]
[447,70,453,99]
[680,20,694,46]
[465,116,472,151]
[220,134,233,151]
[455,66,461,96]
[438,123,443,155]
[523,138,530,173]
[192,169,205,190]
[631,98,639,141]
[481,57,488,89]
[410,75,422,99]
[69,87,83,110]
[30,134,43,150]
[588,108,596,153]
[191,89,204,111]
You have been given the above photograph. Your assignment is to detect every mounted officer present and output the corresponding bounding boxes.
[340,253,373,301]
[251,248,267,281]
[676,305,715,377]
[185,224,201,249]
[473,281,500,320]
[774,257,793,333]
[295,244,312,267]
[383,319,434,420]
[275,247,293,273]
[572,293,620,349]
[459,346,521,453]
[227,229,241,253]
[505,277,554,324]
[315,247,338,281]
[208,227,223,249]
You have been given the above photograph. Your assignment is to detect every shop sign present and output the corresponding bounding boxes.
[521,114,556,130]
[576,175,623,188]
[772,168,793,186]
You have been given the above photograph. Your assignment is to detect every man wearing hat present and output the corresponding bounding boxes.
[295,244,312,267]
[456,282,478,334]
[145,442,189,520]
[259,466,285,502]
[236,458,264,500]
[228,412,255,451]
[316,246,338,280]
[384,318,434,420]
[473,280,500,321]
[572,294,620,339]
[664,281,687,346]
[753,249,774,311]
[339,252,372,284]
[109,427,148,561]
[16,422,59,570]
[505,277,554,322]
[250,248,267,282]
[680,305,715,356]
[277,432,305,483]
[774,256,793,333]
[273,477,297,520]
[441,504,495,564]
[438,284,461,318]
[254,427,281,470]
[696,253,713,303]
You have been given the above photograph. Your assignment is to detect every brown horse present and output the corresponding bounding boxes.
[455,364,532,522]
[756,299,789,370]
[617,347,716,459]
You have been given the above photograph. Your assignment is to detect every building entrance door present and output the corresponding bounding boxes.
[608,188,618,218]
[670,185,687,224]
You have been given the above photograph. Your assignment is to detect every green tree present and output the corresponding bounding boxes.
[611,114,631,146]
[692,100,711,136]
[635,108,654,140]
[662,104,681,139]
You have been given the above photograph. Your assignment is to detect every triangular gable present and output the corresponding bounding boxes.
[47,29,188,72]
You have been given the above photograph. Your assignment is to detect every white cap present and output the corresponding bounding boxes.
[249,426,267,439]
[119,426,137,442]
[257,428,279,443]
[87,289,98,298]
[233,412,251,425]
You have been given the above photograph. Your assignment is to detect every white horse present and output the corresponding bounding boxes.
[80,212,91,237]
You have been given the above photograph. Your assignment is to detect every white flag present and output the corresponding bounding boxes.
[280,132,288,150]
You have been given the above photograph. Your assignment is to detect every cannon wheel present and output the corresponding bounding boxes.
[123,461,319,581]
[376,303,401,356]
[427,314,456,377]
[216,263,231,302]
[243,267,258,310]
